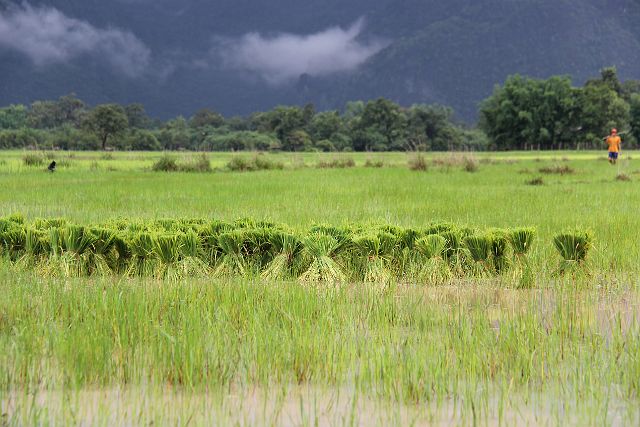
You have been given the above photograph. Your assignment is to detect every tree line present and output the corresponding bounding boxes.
[479,67,640,150]
[1,67,638,152]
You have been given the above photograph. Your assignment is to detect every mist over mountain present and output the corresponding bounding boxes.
[1,0,640,121]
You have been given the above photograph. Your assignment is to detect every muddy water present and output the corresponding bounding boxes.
[2,385,639,426]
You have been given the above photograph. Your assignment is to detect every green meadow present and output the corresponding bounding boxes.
[1,150,639,425]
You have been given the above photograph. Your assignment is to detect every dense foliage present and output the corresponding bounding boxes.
[1,68,638,151]
[480,68,638,150]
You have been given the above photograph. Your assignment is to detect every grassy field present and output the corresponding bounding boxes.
[1,150,639,425]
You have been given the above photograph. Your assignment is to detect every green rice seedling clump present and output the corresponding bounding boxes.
[0,215,552,284]
[553,230,594,274]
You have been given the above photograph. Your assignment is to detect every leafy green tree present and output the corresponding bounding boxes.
[56,94,86,126]
[629,94,640,146]
[0,105,28,129]
[28,100,61,129]
[480,75,579,150]
[126,130,161,150]
[28,94,85,128]
[158,116,191,150]
[406,104,462,151]
[308,110,349,149]
[354,98,406,150]
[190,108,225,128]
[83,104,129,150]
[252,106,307,148]
[578,81,630,146]
[125,103,152,129]
[201,131,278,151]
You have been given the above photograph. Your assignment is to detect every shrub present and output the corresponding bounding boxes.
[364,159,384,168]
[463,155,479,172]
[23,153,44,166]
[227,155,284,172]
[526,177,545,186]
[316,157,355,169]
[408,153,428,171]
[180,153,212,173]
[152,155,179,172]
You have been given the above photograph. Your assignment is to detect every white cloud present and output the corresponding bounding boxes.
[0,3,150,76]
[215,19,386,84]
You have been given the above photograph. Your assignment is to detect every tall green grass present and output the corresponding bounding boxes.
[0,268,638,425]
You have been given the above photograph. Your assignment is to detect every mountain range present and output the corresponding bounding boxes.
[1,0,640,121]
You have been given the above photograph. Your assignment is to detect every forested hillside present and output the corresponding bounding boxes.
[1,0,640,121]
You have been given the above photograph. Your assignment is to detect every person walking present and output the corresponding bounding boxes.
[606,128,622,165]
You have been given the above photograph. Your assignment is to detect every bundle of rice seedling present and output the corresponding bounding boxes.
[509,228,536,257]
[33,218,67,230]
[6,213,24,224]
[176,231,209,277]
[415,235,446,260]
[553,230,593,273]
[214,230,249,277]
[440,229,462,261]
[490,232,510,273]
[57,226,98,276]
[16,228,48,269]
[413,234,451,283]
[127,232,157,277]
[261,231,302,280]
[0,222,25,261]
[90,228,118,275]
[239,228,274,268]
[299,233,347,284]
[352,232,398,284]
[309,224,352,241]
[464,234,492,272]
[1,226,26,261]
[153,233,184,280]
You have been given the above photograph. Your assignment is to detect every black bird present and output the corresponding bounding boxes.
[48,161,56,173]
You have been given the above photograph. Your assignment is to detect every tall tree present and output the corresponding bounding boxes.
[83,104,129,150]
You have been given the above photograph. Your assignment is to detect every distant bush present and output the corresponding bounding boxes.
[316,157,355,169]
[463,155,479,172]
[364,158,384,168]
[22,153,44,166]
[152,155,179,172]
[180,153,212,173]
[432,153,479,172]
[539,164,574,175]
[525,177,544,186]
[202,131,279,151]
[227,154,284,172]
[408,153,428,171]
[152,153,211,172]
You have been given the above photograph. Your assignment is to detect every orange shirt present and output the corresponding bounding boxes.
[607,135,621,153]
